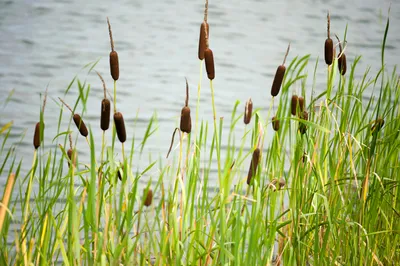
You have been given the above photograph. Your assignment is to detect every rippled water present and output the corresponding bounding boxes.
[0,0,399,191]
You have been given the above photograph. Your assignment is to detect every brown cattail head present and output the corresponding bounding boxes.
[371,118,385,134]
[114,112,126,143]
[291,95,299,116]
[198,21,209,60]
[299,111,309,135]
[73,114,88,137]
[67,148,76,168]
[272,116,280,131]
[101,99,111,131]
[338,53,347,76]
[180,107,192,133]
[33,122,43,149]
[143,188,153,207]
[336,34,347,76]
[271,65,286,97]
[298,97,305,112]
[244,98,253,125]
[204,48,215,80]
[325,38,333,65]
[247,148,261,185]
[109,51,119,81]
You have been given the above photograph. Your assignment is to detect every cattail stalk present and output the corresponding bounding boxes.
[59,98,89,137]
[271,43,290,97]
[180,78,192,133]
[324,12,333,65]
[107,17,119,81]
[33,88,48,150]
[97,72,111,131]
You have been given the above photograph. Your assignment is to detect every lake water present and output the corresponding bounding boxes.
[0,0,399,191]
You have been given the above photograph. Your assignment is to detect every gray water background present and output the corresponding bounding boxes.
[0,0,399,204]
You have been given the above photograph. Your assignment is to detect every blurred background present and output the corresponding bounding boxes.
[0,0,398,183]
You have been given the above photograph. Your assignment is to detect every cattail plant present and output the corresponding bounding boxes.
[335,34,347,75]
[198,1,209,60]
[298,96,305,112]
[114,112,126,143]
[247,124,263,185]
[180,78,192,133]
[143,188,153,207]
[324,12,333,65]
[67,134,75,168]
[97,72,111,131]
[272,116,280,131]
[205,48,215,80]
[59,98,88,137]
[107,17,119,81]
[33,88,47,150]
[33,122,41,149]
[291,95,299,116]
[247,148,260,185]
[244,98,253,125]
[299,111,309,135]
[271,43,290,97]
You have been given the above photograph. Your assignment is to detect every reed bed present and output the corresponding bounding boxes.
[0,3,399,266]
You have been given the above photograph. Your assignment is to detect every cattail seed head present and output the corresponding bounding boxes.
[109,51,119,81]
[335,34,347,76]
[114,112,126,143]
[204,48,215,80]
[291,95,299,116]
[298,97,305,113]
[101,99,111,131]
[272,116,280,131]
[371,118,385,133]
[67,148,76,168]
[73,114,88,137]
[143,188,153,207]
[198,21,209,60]
[180,106,192,133]
[244,98,253,125]
[338,53,347,75]
[33,122,43,149]
[247,148,261,185]
[325,38,333,65]
[271,65,286,97]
